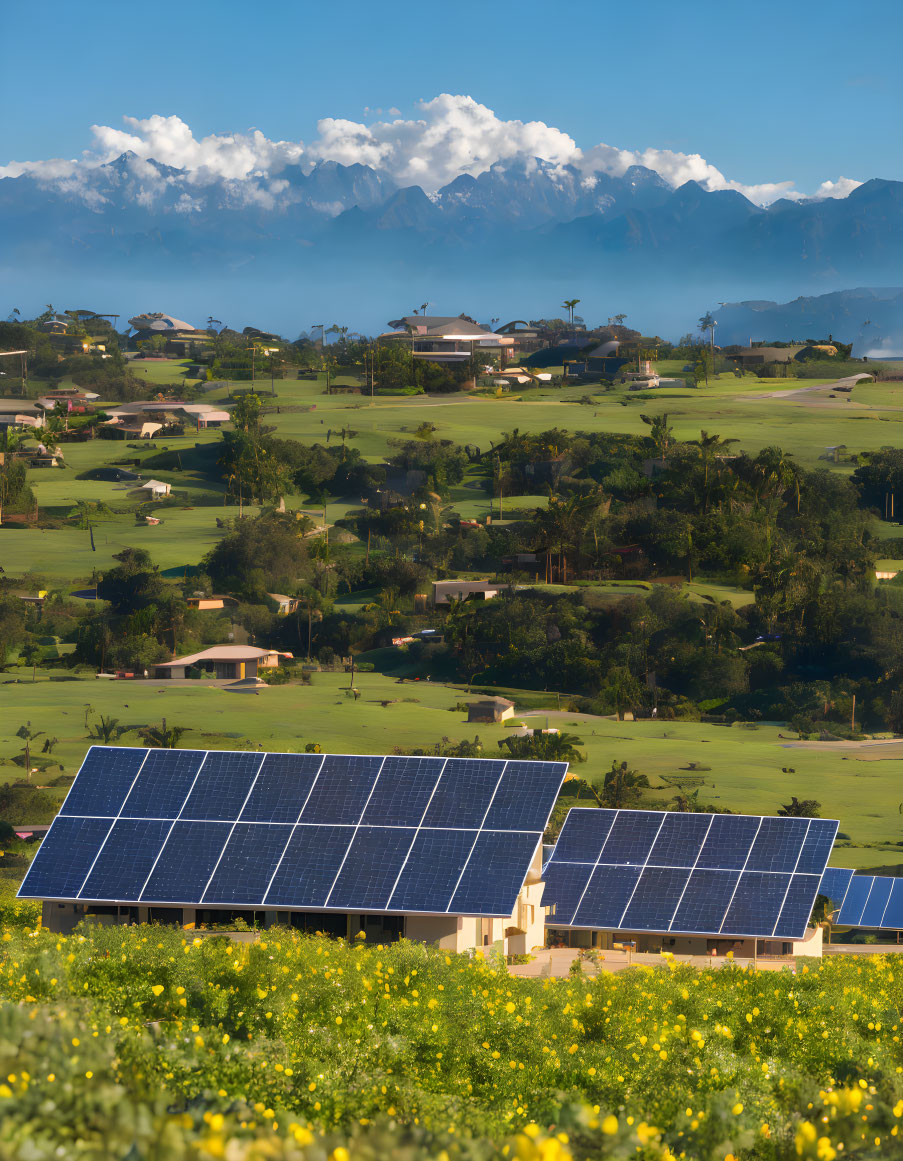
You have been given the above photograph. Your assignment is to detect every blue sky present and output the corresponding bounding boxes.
[3,0,900,192]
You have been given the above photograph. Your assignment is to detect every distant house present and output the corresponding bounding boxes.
[432,580,508,605]
[380,315,514,366]
[153,645,293,680]
[467,696,515,723]
[266,592,300,616]
[128,312,213,355]
[26,447,65,468]
[132,479,171,497]
[185,595,237,610]
[0,401,43,431]
[726,345,804,366]
[103,401,230,430]
[37,314,72,335]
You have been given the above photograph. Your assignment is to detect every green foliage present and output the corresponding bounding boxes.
[0,924,901,1159]
[204,512,312,597]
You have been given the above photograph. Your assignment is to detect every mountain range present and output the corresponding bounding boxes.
[1,152,901,339]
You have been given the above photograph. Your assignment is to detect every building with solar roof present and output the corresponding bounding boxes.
[21,747,568,954]
[541,808,838,958]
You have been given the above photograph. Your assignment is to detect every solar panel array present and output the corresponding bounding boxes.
[543,808,838,940]
[19,747,567,917]
[825,871,903,929]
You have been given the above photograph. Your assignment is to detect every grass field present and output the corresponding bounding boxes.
[0,668,899,870]
[8,359,903,588]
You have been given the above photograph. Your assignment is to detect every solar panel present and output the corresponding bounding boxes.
[819,866,854,904]
[836,874,903,929]
[543,808,838,940]
[20,746,568,918]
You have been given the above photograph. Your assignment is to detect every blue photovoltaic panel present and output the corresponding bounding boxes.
[859,876,893,928]
[140,822,232,903]
[621,866,692,931]
[671,870,741,934]
[263,824,355,908]
[695,815,762,870]
[80,819,173,900]
[386,828,476,912]
[722,870,797,937]
[20,747,567,917]
[450,830,542,915]
[820,866,854,902]
[882,880,903,929]
[239,753,323,824]
[573,865,641,929]
[59,747,148,817]
[299,756,384,825]
[599,811,663,865]
[544,808,838,939]
[361,757,446,827]
[746,817,810,874]
[120,750,205,819]
[834,876,903,930]
[540,861,593,925]
[181,752,263,821]
[796,821,842,876]
[551,808,616,864]
[774,875,823,939]
[19,816,112,898]
[421,759,506,829]
[837,876,873,926]
[202,824,293,906]
[484,762,570,831]
[647,813,713,869]
[326,826,416,909]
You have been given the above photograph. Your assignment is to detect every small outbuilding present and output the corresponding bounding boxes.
[467,696,515,723]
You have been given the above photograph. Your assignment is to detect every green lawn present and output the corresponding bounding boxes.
[7,363,902,587]
[0,669,898,870]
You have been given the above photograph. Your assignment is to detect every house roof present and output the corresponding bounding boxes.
[137,479,169,490]
[155,645,293,667]
[469,696,515,708]
[128,312,196,333]
[385,316,504,341]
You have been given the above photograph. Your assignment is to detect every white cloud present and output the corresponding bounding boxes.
[812,176,863,199]
[0,96,863,207]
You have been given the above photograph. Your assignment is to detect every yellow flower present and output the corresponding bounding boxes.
[601,1115,618,1135]
[732,1103,744,1115]
[151,985,165,997]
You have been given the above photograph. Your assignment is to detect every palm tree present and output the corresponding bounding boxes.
[140,719,189,748]
[597,760,650,808]
[561,299,581,328]
[16,723,44,780]
[695,430,738,499]
[640,413,674,464]
[90,714,122,743]
[499,732,587,764]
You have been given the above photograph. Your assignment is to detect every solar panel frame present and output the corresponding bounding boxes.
[543,807,838,940]
[20,747,568,919]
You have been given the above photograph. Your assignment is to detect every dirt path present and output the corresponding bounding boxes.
[742,374,872,401]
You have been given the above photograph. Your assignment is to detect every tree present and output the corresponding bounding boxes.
[16,723,44,781]
[98,548,166,615]
[140,720,189,748]
[597,760,650,808]
[498,732,587,764]
[562,299,581,328]
[640,413,675,463]
[90,715,122,743]
[778,796,822,818]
